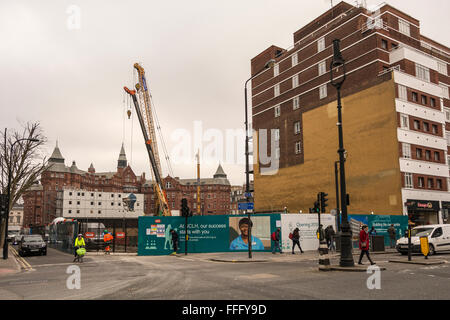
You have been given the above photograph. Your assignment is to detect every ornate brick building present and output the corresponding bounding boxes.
[23,143,231,226]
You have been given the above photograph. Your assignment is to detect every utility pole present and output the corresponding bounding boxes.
[196,150,201,216]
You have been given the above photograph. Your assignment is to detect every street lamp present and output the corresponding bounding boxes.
[330,39,354,267]
[244,58,275,259]
[3,138,39,259]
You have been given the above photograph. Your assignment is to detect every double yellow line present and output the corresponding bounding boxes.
[10,246,33,271]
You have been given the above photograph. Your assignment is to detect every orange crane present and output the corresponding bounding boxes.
[123,64,171,217]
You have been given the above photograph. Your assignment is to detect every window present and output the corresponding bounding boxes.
[398,85,407,100]
[437,179,442,190]
[76,210,80,214]
[421,95,427,105]
[319,84,327,99]
[294,122,301,135]
[76,201,80,205]
[432,124,438,135]
[295,142,301,154]
[416,148,422,159]
[425,150,431,161]
[412,92,418,102]
[69,201,72,205]
[98,202,102,205]
[430,98,436,108]
[398,19,410,36]
[318,37,325,52]
[413,120,420,130]
[434,152,440,162]
[90,202,94,205]
[69,192,72,196]
[402,143,411,159]
[274,105,281,117]
[418,177,425,188]
[318,61,326,76]
[400,114,409,129]
[441,85,450,99]
[111,194,114,198]
[415,64,430,82]
[98,210,101,214]
[381,39,388,50]
[437,61,448,76]
[166,182,172,189]
[293,97,299,110]
[404,173,413,188]
[274,84,280,97]
[427,178,433,189]
[292,74,299,88]
[445,108,450,122]
[423,122,429,132]
[292,54,298,66]
[68,210,72,214]
[446,133,450,145]
[111,202,114,206]
[274,64,279,76]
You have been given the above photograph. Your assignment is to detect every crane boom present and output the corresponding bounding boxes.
[133,63,163,181]
[124,86,171,217]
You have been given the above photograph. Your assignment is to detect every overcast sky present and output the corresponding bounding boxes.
[1,0,449,186]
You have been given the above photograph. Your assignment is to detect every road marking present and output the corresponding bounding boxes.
[238,273,279,280]
[10,247,33,271]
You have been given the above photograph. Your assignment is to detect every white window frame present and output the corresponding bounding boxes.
[293,96,300,110]
[415,63,430,82]
[446,133,450,146]
[292,54,298,66]
[274,84,280,97]
[398,19,410,37]
[440,85,449,99]
[292,74,299,88]
[402,143,411,159]
[404,173,413,189]
[400,114,409,129]
[294,122,301,135]
[319,84,327,99]
[275,147,280,160]
[318,61,326,76]
[318,37,325,52]
[274,64,279,77]
[398,84,407,100]
[274,105,281,118]
[274,128,280,141]
[295,141,302,154]
[437,61,447,76]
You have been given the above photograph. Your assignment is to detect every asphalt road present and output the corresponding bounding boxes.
[1,246,449,300]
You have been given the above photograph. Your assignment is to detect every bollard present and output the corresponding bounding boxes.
[318,240,331,271]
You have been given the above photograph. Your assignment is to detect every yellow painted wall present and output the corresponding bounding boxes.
[254,79,403,215]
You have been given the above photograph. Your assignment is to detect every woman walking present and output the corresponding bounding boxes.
[291,228,304,254]
[358,225,375,265]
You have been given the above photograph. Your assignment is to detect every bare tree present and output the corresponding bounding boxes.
[0,122,48,248]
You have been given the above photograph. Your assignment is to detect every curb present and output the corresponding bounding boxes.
[388,259,446,265]
[209,258,269,263]
[329,265,387,272]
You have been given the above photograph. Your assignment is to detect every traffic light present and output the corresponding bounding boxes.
[320,192,329,213]
[181,198,190,217]
[0,194,8,218]
[313,201,320,213]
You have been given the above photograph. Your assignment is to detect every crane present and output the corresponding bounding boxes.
[124,79,171,217]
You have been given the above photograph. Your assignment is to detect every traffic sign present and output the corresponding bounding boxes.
[238,202,254,210]
[244,192,253,198]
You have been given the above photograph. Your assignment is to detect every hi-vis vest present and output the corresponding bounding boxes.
[75,237,85,247]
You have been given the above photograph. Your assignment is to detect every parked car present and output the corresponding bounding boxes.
[18,235,47,256]
[396,224,450,256]
[7,229,21,244]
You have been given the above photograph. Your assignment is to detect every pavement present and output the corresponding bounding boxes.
[0,245,22,277]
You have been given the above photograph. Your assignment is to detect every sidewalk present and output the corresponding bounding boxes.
[0,245,21,277]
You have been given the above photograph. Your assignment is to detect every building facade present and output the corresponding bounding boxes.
[23,144,232,226]
[8,203,24,229]
[251,1,450,225]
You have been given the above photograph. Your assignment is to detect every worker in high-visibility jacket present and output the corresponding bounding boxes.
[73,234,86,259]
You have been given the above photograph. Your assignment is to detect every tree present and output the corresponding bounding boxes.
[0,122,48,248]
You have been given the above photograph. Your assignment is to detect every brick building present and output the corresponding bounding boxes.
[23,143,231,226]
[250,1,450,225]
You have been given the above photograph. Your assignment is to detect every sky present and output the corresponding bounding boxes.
[0,0,449,186]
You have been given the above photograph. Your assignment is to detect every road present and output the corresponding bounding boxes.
[0,246,449,300]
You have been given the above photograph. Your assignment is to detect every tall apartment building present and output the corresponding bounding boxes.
[251,1,449,225]
[23,143,231,226]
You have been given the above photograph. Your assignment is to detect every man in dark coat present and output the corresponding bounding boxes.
[387,224,396,248]
[170,229,179,254]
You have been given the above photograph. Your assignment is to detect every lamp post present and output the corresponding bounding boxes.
[245,59,275,259]
[334,161,340,232]
[3,138,39,259]
[330,39,354,267]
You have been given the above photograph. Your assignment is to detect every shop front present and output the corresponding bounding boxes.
[405,199,440,226]
[442,202,450,224]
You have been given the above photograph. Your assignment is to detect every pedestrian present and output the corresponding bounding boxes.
[73,234,85,262]
[369,226,377,236]
[327,225,336,252]
[387,224,396,248]
[271,227,283,254]
[358,225,375,265]
[291,228,304,254]
[170,229,179,254]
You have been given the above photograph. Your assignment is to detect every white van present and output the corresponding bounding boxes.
[396,224,450,255]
